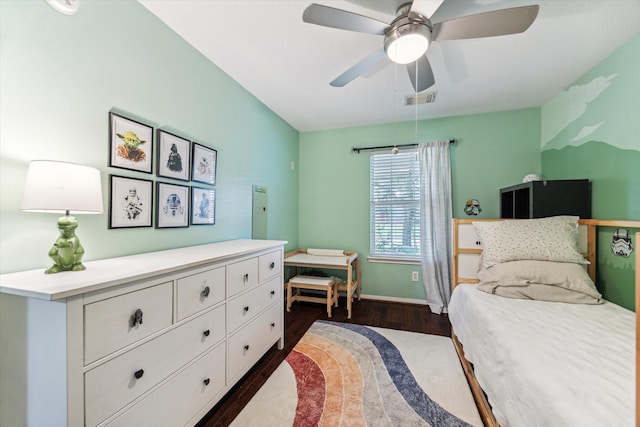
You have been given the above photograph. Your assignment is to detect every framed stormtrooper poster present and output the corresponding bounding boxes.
[109,175,153,228]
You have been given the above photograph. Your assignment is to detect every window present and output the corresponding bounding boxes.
[369,150,420,261]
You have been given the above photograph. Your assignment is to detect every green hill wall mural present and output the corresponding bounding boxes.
[541,34,639,310]
[542,141,639,219]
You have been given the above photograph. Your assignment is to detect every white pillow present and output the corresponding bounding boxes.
[307,248,345,256]
[476,260,602,304]
[473,216,587,269]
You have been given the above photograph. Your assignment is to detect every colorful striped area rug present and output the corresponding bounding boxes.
[230,321,482,426]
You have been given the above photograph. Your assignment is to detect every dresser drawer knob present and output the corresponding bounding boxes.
[243,273,249,282]
[130,309,143,327]
[244,344,250,351]
[201,286,211,298]
[270,322,275,328]
[203,329,210,337]
[134,369,144,380]
[243,306,249,312]
[269,261,275,269]
[270,290,275,296]
[203,378,210,386]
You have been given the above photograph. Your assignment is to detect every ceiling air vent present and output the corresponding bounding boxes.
[405,91,437,106]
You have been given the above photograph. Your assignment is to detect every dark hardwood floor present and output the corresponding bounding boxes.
[196,297,451,427]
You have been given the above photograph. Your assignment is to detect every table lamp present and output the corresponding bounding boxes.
[21,160,103,274]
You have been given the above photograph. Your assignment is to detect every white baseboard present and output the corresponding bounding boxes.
[358,293,428,306]
[290,288,428,306]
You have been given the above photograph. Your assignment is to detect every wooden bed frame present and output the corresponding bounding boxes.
[450,218,640,427]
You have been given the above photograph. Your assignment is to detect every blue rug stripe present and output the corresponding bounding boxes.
[317,321,473,427]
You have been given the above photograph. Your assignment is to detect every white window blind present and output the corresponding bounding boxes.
[370,150,421,260]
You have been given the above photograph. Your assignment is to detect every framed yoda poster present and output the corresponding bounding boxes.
[109,112,153,174]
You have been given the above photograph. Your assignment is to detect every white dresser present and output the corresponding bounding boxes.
[0,239,286,427]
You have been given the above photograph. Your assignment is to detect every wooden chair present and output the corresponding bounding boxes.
[286,275,337,317]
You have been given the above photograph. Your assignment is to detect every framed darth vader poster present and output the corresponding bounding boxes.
[157,129,190,182]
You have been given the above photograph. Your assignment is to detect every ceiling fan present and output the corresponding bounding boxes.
[303,1,539,92]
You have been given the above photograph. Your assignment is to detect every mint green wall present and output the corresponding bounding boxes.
[299,108,540,301]
[540,34,639,310]
[0,0,299,274]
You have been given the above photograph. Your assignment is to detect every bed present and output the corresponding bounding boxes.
[449,217,638,427]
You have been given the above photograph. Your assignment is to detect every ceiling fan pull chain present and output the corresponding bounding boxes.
[414,58,419,145]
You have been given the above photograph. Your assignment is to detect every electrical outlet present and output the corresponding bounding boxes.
[411,271,419,282]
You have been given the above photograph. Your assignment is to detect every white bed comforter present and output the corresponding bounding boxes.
[449,284,635,427]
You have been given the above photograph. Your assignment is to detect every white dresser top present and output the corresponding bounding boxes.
[0,239,287,301]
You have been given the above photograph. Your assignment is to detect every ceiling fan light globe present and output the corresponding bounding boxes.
[384,23,430,64]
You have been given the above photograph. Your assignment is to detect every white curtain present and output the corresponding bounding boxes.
[418,141,452,314]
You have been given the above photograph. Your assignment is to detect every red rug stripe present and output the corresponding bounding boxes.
[298,334,366,426]
[286,349,325,426]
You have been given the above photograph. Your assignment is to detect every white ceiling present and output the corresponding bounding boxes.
[138,0,640,132]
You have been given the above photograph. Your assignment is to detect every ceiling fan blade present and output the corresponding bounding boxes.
[406,54,435,92]
[410,0,445,19]
[330,48,387,87]
[431,5,539,42]
[303,3,388,35]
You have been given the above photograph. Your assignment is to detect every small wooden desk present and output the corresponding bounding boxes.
[284,249,361,319]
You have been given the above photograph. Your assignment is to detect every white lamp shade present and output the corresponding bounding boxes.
[21,160,103,214]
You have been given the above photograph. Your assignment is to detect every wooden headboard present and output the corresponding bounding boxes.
[452,218,640,289]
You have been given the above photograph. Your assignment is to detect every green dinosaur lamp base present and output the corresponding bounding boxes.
[45,215,86,274]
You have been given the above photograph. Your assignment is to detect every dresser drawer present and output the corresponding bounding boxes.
[85,305,225,426]
[227,257,259,297]
[176,266,225,321]
[259,250,282,282]
[106,342,226,427]
[227,276,281,333]
[84,282,173,364]
[227,303,282,382]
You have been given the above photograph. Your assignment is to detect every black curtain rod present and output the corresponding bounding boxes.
[352,139,456,153]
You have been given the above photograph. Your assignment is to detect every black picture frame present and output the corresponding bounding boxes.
[157,129,191,181]
[108,175,153,228]
[191,186,216,225]
[109,112,153,174]
[191,142,217,186]
[156,182,189,228]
